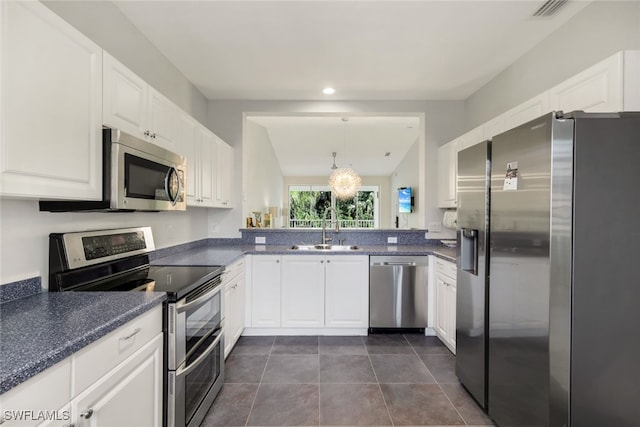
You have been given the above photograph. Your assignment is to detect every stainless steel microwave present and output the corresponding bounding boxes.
[40,128,186,212]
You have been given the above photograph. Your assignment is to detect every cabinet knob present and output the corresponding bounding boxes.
[144,130,151,137]
[327,260,330,263]
[80,409,94,419]
[151,133,157,139]
[276,260,280,263]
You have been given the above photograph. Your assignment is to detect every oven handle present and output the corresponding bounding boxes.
[175,281,222,313]
[175,330,222,378]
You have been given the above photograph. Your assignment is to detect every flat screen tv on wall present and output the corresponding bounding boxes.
[398,187,413,213]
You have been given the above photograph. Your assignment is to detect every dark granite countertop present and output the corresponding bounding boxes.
[152,243,456,266]
[0,291,166,394]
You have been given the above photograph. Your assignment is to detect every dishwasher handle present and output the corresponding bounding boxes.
[372,261,416,266]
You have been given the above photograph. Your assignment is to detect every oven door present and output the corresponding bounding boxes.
[167,327,224,427]
[168,277,223,370]
[111,135,186,211]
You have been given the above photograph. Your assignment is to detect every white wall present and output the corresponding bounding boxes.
[0,200,208,287]
[206,100,466,239]
[465,1,640,129]
[244,121,285,222]
[282,176,391,228]
[390,140,420,229]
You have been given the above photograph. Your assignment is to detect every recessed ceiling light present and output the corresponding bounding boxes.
[385,152,391,157]
[323,87,335,95]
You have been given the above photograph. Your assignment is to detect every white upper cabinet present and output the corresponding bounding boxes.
[213,137,233,208]
[0,1,102,200]
[103,52,178,152]
[179,112,229,209]
[550,52,624,113]
[504,92,550,130]
[437,140,458,208]
[483,115,507,142]
[550,51,640,113]
[456,126,484,152]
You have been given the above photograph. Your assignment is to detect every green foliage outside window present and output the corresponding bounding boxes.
[289,188,375,228]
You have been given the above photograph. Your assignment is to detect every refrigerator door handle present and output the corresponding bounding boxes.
[460,228,478,275]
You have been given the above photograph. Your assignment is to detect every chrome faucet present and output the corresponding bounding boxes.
[321,207,340,245]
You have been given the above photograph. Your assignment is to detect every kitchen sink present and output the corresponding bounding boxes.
[289,244,360,251]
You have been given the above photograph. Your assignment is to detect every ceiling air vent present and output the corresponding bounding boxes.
[532,0,568,17]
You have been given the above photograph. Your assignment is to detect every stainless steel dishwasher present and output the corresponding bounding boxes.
[369,256,428,330]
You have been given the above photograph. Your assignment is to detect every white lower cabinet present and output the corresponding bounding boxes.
[71,334,163,427]
[434,258,456,353]
[0,307,162,427]
[223,258,246,358]
[250,255,282,327]
[281,256,325,327]
[248,255,369,332]
[324,256,369,328]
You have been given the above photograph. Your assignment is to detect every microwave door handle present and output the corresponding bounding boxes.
[176,282,223,313]
[164,167,180,206]
[175,330,222,378]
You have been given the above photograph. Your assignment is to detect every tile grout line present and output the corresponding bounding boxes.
[317,336,320,427]
[244,336,275,427]
[406,334,470,426]
[366,335,396,427]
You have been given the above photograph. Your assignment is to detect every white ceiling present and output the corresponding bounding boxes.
[114,0,592,101]
[113,0,593,176]
[248,115,420,176]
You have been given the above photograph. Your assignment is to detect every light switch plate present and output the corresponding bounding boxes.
[255,236,266,244]
[387,236,398,244]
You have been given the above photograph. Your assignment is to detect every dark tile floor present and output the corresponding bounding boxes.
[200,334,495,426]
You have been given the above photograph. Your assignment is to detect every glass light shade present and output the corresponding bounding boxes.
[328,167,362,200]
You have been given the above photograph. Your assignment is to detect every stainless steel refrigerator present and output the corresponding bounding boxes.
[485,111,640,427]
[456,140,491,409]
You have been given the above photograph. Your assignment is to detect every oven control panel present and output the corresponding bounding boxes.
[50,226,155,271]
[82,231,147,260]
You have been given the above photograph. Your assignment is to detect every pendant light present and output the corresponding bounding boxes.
[328,118,362,200]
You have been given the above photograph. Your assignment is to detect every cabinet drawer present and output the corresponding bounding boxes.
[222,258,244,284]
[435,258,457,280]
[73,306,162,395]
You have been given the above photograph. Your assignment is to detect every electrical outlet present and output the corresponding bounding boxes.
[429,222,442,233]
[387,236,398,244]
[255,236,266,244]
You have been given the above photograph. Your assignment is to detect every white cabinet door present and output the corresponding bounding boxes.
[251,256,282,327]
[505,93,550,129]
[1,1,102,200]
[325,256,369,328]
[447,280,456,350]
[213,137,233,208]
[435,259,456,353]
[178,112,199,204]
[550,52,623,113]
[197,127,216,207]
[281,256,325,327]
[71,333,163,427]
[437,140,457,208]
[147,88,178,152]
[223,259,246,358]
[435,276,448,340]
[103,52,178,151]
[483,114,507,141]
[103,52,148,139]
[457,126,484,152]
